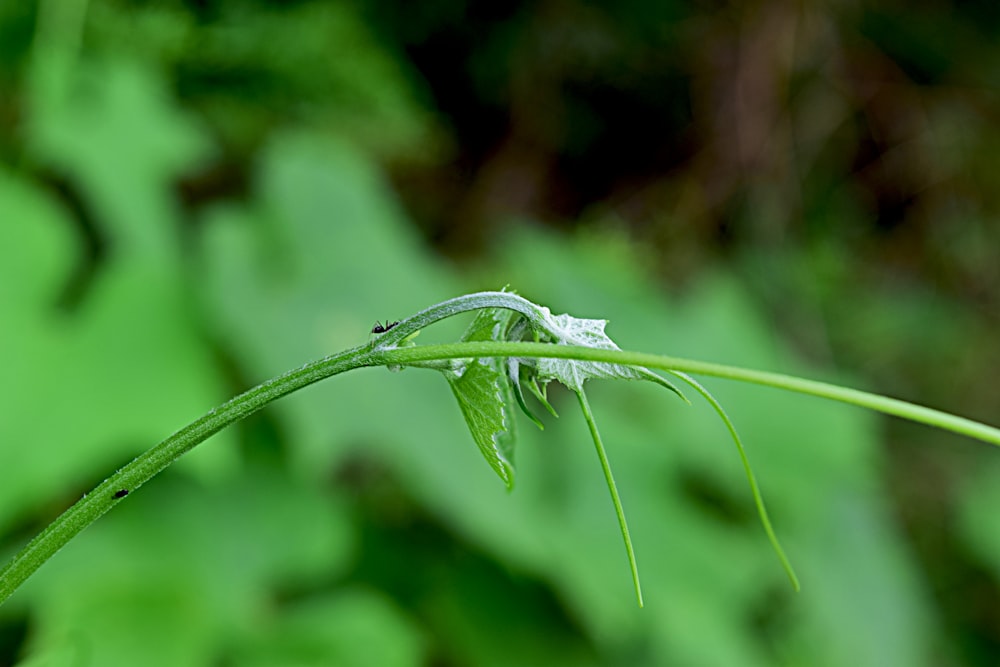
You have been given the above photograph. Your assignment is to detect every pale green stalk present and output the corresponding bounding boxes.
[575,389,643,607]
[666,371,800,591]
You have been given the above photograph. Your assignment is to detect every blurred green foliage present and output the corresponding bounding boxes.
[2,0,1000,665]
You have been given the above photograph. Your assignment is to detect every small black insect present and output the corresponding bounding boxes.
[113,489,129,499]
[371,320,400,334]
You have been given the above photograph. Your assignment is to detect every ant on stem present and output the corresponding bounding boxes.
[371,320,399,334]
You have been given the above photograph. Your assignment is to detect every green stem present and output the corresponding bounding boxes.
[3,331,998,606]
[575,389,643,607]
[0,344,376,606]
[376,341,1000,449]
[0,294,533,605]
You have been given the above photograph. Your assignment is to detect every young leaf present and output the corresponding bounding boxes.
[444,308,519,488]
[522,373,559,418]
[504,315,554,428]
[532,308,687,401]
[507,359,547,431]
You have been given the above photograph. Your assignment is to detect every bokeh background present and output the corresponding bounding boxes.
[2,0,1000,665]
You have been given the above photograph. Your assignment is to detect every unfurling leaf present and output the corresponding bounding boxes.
[532,308,686,400]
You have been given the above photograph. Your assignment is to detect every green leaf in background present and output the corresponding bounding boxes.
[199,131,457,474]
[20,470,356,667]
[957,461,1000,599]
[230,588,425,667]
[0,55,231,542]
[27,55,210,255]
[445,307,519,488]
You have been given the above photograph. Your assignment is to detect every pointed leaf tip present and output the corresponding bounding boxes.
[444,308,519,488]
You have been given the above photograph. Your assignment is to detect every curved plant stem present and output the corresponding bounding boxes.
[0,293,535,605]
[4,330,999,606]
[0,344,377,606]
[575,389,643,607]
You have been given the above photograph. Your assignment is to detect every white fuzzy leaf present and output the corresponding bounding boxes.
[533,308,645,391]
